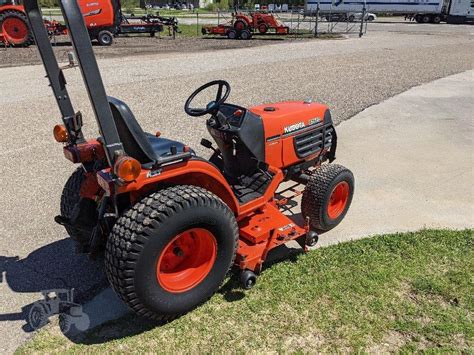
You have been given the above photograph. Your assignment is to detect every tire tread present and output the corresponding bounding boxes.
[105,185,239,322]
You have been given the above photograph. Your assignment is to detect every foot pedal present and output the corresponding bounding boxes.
[54,215,70,226]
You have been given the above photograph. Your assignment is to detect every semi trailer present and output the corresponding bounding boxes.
[305,0,473,24]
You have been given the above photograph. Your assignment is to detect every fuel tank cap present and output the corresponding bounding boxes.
[264,106,276,112]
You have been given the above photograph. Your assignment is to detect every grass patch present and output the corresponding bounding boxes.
[18,229,473,353]
[176,24,203,37]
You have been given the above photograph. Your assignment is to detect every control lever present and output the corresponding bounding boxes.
[257,161,273,179]
[200,139,219,153]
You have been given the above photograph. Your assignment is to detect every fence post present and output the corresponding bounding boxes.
[359,4,366,37]
[197,12,199,36]
[296,11,300,38]
[314,3,319,37]
[290,10,293,34]
[218,9,220,25]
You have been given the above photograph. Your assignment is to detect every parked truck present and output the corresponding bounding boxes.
[305,0,473,24]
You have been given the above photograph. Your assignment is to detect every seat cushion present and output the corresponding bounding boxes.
[146,133,193,157]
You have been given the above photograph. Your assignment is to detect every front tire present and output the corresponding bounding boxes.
[105,185,239,321]
[97,30,113,46]
[301,164,354,231]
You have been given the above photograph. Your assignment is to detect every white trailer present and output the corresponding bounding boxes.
[446,0,474,23]
[305,0,473,23]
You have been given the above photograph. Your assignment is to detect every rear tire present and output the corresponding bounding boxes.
[233,19,247,31]
[432,15,442,24]
[97,30,113,46]
[60,168,89,243]
[105,185,239,321]
[301,164,354,232]
[0,10,34,47]
[421,14,431,23]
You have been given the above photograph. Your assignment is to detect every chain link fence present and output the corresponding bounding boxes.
[183,6,368,39]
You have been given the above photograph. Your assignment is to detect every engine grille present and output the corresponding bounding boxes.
[294,125,334,158]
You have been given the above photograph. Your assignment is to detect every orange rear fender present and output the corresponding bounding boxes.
[115,159,240,214]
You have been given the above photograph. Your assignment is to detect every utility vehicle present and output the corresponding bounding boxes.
[24,0,354,321]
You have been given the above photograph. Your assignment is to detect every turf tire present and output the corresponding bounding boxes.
[301,164,354,232]
[105,185,239,321]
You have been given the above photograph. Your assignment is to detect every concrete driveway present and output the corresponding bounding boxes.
[0,28,472,352]
[301,70,474,247]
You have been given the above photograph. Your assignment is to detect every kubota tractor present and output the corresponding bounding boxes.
[24,0,354,321]
[203,11,289,40]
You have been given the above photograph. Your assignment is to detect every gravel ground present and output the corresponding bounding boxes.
[0,35,298,68]
[0,24,472,353]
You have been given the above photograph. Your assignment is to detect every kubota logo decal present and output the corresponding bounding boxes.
[284,122,305,134]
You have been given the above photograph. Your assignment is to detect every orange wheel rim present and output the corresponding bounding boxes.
[2,17,28,44]
[327,181,350,219]
[156,228,217,293]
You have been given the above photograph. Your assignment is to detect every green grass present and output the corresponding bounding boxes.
[18,229,473,353]
[176,24,204,37]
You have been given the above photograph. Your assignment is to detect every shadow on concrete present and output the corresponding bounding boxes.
[0,238,107,333]
[0,232,307,345]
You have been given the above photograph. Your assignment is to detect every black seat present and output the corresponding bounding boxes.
[146,133,189,157]
[108,97,192,165]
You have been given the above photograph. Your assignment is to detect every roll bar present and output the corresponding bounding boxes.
[23,0,124,166]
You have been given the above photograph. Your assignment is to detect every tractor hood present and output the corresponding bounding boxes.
[249,101,331,139]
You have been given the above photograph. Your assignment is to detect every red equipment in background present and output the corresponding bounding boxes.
[0,0,33,46]
[202,11,289,40]
[1,0,177,47]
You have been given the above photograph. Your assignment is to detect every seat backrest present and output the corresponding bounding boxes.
[108,97,157,165]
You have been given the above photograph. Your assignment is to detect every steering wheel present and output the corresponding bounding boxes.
[184,80,231,117]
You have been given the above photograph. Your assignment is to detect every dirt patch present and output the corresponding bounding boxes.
[368,330,409,352]
[0,35,311,69]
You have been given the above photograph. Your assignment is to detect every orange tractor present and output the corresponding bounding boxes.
[25,0,354,321]
[202,11,289,40]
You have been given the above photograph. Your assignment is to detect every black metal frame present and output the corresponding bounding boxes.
[23,0,124,166]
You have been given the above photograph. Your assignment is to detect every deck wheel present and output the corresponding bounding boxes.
[240,270,257,290]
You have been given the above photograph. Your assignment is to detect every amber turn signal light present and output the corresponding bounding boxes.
[53,125,69,143]
[114,156,141,182]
